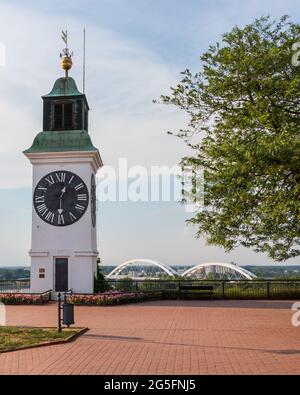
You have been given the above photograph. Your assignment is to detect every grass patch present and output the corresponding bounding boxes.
[0,327,80,353]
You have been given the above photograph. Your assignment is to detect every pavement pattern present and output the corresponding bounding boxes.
[1,300,300,375]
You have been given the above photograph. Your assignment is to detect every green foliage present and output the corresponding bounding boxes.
[114,277,136,292]
[0,267,30,280]
[157,273,177,280]
[246,265,300,278]
[94,258,110,293]
[159,16,300,261]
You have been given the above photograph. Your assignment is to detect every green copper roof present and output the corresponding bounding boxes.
[43,77,83,97]
[23,130,98,153]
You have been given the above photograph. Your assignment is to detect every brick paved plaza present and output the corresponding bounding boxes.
[1,300,300,375]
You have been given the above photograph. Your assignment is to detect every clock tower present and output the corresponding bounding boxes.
[24,38,102,295]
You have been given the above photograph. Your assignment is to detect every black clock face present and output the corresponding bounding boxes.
[33,171,89,226]
[91,174,96,227]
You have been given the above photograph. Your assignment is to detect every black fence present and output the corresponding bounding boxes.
[95,279,300,300]
[2,278,300,300]
[39,290,52,303]
[0,279,30,293]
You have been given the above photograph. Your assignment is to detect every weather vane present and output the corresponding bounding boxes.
[60,30,74,78]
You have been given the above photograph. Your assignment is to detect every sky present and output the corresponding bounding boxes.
[0,0,299,267]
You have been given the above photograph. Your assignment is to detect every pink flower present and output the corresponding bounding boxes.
[70,291,148,306]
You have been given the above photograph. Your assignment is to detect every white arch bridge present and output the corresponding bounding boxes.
[106,259,179,279]
[106,259,256,280]
[182,262,256,280]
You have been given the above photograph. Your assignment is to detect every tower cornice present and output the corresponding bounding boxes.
[24,150,103,173]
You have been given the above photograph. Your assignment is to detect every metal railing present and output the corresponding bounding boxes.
[0,279,51,302]
[95,279,300,300]
[39,290,52,303]
[2,278,300,300]
[0,279,30,293]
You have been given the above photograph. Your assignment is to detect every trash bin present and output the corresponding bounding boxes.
[62,303,74,326]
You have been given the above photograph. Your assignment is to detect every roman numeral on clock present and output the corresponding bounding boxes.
[58,214,65,225]
[69,212,77,222]
[35,196,45,204]
[44,211,55,223]
[77,194,87,201]
[74,183,84,191]
[55,172,66,183]
[37,203,48,215]
[75,204,85,212]
[45,175,55,185]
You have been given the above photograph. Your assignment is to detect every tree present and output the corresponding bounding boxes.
[94,257,110,293]
[159,16,300,261]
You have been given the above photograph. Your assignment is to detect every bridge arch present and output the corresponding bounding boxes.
[106,259,178,278]
[181,262,256,280]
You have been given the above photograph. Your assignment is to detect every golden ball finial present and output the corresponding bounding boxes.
[61,56,73,72]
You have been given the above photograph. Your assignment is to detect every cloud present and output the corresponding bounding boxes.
[0,1,299,266]
[1,0,298,188]
[0,1,189,189]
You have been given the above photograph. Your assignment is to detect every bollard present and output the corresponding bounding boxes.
[57,292,62,332]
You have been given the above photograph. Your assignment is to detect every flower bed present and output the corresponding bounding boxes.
[70,290,149,306]
[0,293,45,305]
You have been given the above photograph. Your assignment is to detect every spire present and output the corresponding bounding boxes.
[59,30,73,78]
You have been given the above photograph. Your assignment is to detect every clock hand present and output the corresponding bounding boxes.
[60,187,66,198]
[58,187,66,214]
[58,198,63,214]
